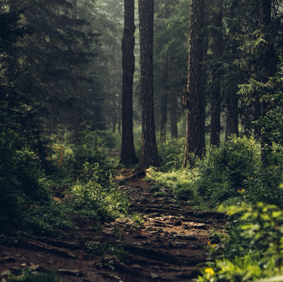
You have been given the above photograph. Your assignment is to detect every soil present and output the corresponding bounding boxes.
[0,169,227,282]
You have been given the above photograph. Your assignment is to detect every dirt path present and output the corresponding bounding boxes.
[0,170,226,282]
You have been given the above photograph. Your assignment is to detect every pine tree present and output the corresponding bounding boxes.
[183,0,204,167]
[120,0,138,166]
[138,0,159,169]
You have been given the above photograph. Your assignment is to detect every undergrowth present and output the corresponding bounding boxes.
[0,129,129,234]
[149,136,283,281]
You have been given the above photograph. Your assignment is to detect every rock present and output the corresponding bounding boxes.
[132,264,143,271]
[150,272,159,279]
[29,265,41,271]
[58,269,83,277]
[108,273,123,281]
[115,218,129,224]
[189,222,206,229]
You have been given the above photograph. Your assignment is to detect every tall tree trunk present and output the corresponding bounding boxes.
[160,93,167,142]
[200,15,209,153]
[50,102,57,135]
[210,0,223,147]
[225,94,238,140]
[225,1,239,141]
[70,0,79,140]
[160,59,169,143]
[260,0,275,165]
[138,0,159,169]
[183,0,204,167]
[169,94,178,138]
[120,0,138,166]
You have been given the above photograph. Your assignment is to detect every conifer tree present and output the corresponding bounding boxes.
[183,0,204,167]
[120,0,138,166]
[138,0,159,169]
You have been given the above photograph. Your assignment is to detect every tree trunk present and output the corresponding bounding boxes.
[138,0,159,169]
[225,94,238,140]
[183,0,204,167]
[260,0,275,165]
[70,0,79,140]
[225,2,239,141]
[210,0,223,147]
[201,23,209,153]
[160,93,167,142]
[50,102,57,135]
[169,94,178,138]
[120,0,138,166]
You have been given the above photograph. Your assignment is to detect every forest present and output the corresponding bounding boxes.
[1,0,283,281]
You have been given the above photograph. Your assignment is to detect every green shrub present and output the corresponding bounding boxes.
[0,129,49,229]
[157,137,185,170]
[197,203,283,282]
[69,174,130,221]
[195,136,261,207]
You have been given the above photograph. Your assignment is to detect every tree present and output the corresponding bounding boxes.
[224,0,239,141]
[153,0,190,140]
[210,0,223,146]
[236,0,280,163]
[183,0,204,167]
[138,0,159,168]
[120,0,138,166]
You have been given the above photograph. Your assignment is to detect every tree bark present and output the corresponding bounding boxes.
[225,1,239,141]
[210,0,223,147]
[160,93,167,142]
[70,0,79,140]
[169,94,178,138]
[120,0,138,166]
[138,0,159,169]
[225,94,238,140]
[183,0,204,167]
[260,0,275,165]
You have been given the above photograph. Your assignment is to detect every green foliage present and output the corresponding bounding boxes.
[151,136,283,211]
[0,128,49,229]
[197,203,283,282]
[146,167,205,208]
[69,175,129,221]
[48,130,130,222]
[25,202,74,235]
[195,136,261,207]
[6,267,61,282]
[132,213,144,225]
[157,137,185,170]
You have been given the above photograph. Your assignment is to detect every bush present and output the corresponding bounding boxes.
[196,203,283,282]
[157,137,185,170]
[0,129,49,229]
[49,130,130,221]
[195,136,262,207]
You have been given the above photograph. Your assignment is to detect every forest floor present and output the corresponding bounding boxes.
[0,169,227,282]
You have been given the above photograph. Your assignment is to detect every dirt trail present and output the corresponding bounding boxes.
[0,170,226,282]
